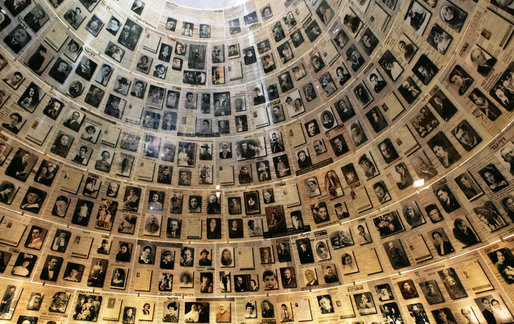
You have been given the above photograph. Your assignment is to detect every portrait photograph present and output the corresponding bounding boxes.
[353,82,374,107]
[39,255,63,281]
[158,272,173,292]
[427,89,456,123]
[50,229,70,253]
[409,106,439,138]
[85,14,103,36]
[0,285,22,320]
[487,248,514,285]
[265,205,287,236]
[394,33,418,64]
[429,228,455,257]
[25,291,44,311]
[340,251,359,275]
[105,41,125,62]
[320,72,338,96]
[412,54,439,85]
[427,23,453,54]
[398,279,419,299]
[179,271,194,288]
[216,247,234,268]
[420,280,445,305]
[228,218,243,239]
[473,200,508,232]
[438,267,467,299]
[451,215,480,247]
[314,240,331,261]
[20,186,46,214]
[360,27,379,55]
[451,120,482,152]
[489,63,513,111]
[384,239,410,269]
[478,163,509,192]
[353,292,377,315]
[0,176,20,207]
[11,252,37,277]
[375,283,393,302]
[244,191,260,215]
[404,0,431,35]
[427,131,461,168]
[160,249,175,269]
[305,18,322,42]
[24,225,47,250]
[305,177,321,198]
[143,214,162,236]
[454,171,483,201]
[166,217,181,238]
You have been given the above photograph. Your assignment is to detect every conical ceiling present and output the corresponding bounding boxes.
[0,0,512,323]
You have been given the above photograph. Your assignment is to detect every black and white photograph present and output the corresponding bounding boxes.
[454,171,483,201]
[319,72,338,96]
[451,216,480,247]
[379,50,403,81]
[19,186,46,214]
[373,211,405,238]
[469,88,503,121]
[346,45,365,72]
[64,5,86,29]
[404,1,431,35]
[413,54,439,85]
[360,28,379,55]
[3,69,25,90]
[343,9,362,36]
[0,180,18,205]
[118,19,142,51]
[487,248,514,285]
[353,292,377,315]
[473,201,508,232]
[0,285,22,320]
[478,164,509,192]
[427,24,453,54]
[105,42,125,62]
[438,267,467,299]
[383,239,410,270]
[410,106,439,138]
[24,5,49,33]
[468,45,498,82]
[398,77,421,104]
[11,252,37,277]
[427,132,461,168]
[353,82,373,107]
[49,58,73,84]
[447,63,475,95]
[402,202,425,228]
[85,14,103,36]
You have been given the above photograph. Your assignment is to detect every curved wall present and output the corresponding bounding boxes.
[0,0,512,323]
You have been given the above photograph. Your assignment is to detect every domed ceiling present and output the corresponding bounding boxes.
[0,0,512,323]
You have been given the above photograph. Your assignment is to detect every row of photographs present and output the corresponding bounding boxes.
[1,31,510,156]
[0,61,510,173]
[0,0,409,123]
[1,0,340,79]
[0,86,512,231]
[0,137,511,221]
[0,111,511,227]
[0,110,508,214]
[0,245,511,322]
[1,58,511,178]
[0,216,509,289]
[0,0,508,139]
[0,157,511,292]
[0,1,506,165]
